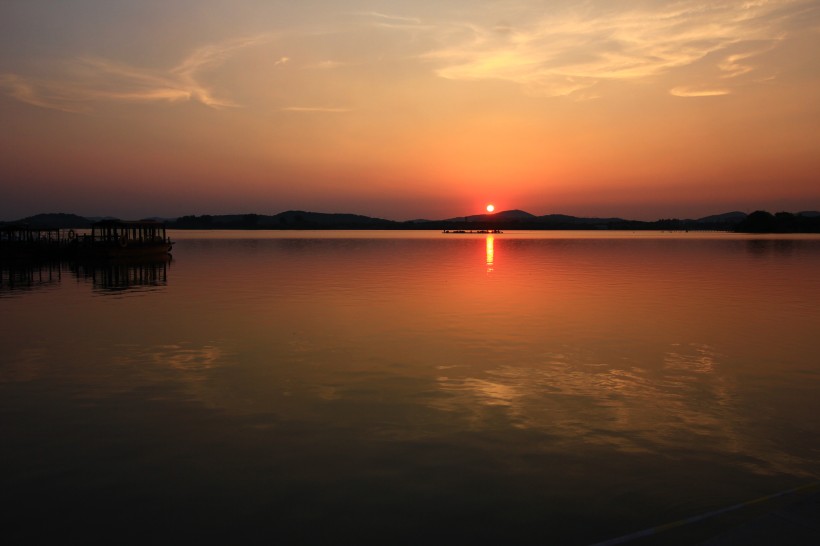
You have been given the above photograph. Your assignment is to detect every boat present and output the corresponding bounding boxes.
[77,220,174,258]
[442,229,503,234]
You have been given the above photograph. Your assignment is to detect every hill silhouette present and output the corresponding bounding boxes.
[446,209,536,222]
[3,209,820,232]
[735,211,820,233]
[172,211,396,229]
[10,213,92,229]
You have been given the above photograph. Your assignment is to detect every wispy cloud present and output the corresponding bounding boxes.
[281,106,351,113]
[305,60,346,70]
[0,34,273,112]
[361,11,424,27]
[422,0,813,97]
[0,73,90,113]
[717,42,779,78]
[670,86,731,97]
[365,12,422,24]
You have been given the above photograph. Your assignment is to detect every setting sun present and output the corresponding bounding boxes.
[0,2,818,222]
[486,204,495,213]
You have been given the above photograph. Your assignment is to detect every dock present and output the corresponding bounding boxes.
[1,220,173,260]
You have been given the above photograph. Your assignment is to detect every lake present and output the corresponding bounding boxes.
[1,230,819,545]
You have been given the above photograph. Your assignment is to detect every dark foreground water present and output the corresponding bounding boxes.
[1,231,819,545]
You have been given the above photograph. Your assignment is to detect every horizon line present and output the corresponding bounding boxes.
[5,207,820,225]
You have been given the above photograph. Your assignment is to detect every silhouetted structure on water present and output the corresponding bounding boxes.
[0,220,173,259]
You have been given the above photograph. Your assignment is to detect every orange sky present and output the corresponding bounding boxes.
[1,1,818,220]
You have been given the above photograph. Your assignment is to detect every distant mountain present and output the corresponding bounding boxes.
[5,208,816,232]
[434,209,635,230]
[445,209,536,222]
[170,211,396,229]
[695,211,747,223]
[272,210,394,228]
[537,213,625,225]
[141,216,178,223]
[736,210,820,233]
[13,213,91,229]
[479,209,536,221]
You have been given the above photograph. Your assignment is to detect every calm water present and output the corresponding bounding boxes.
[2,231,819,544]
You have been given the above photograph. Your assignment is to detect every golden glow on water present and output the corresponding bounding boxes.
[1,231,819,544]
[485,235,494,272]
[24,232,811,462]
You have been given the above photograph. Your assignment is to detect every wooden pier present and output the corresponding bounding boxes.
[1,220,173,260]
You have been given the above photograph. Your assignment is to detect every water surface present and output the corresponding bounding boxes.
[2,231,819,544]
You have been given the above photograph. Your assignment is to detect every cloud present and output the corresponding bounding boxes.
[670,86,732,97]
[362,11,423,26]
[0,73,90,113]
[422,0,813,97]
[281,106,351,113]
[718,42,780,78]
[0,34,274,112]
[366,12,421,24]
[359,10,435,34]
[308,60,345,70]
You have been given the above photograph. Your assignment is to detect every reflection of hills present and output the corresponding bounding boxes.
[1,256,171,295]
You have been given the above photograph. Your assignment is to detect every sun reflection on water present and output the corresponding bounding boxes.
[486,235,494,272]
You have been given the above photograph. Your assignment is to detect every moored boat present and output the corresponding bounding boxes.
[442,229,503,234]
[78,220,174,258]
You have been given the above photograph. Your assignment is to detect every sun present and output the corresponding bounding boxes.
[486,204,495,213]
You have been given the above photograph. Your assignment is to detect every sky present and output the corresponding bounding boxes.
[1,0,818,221]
